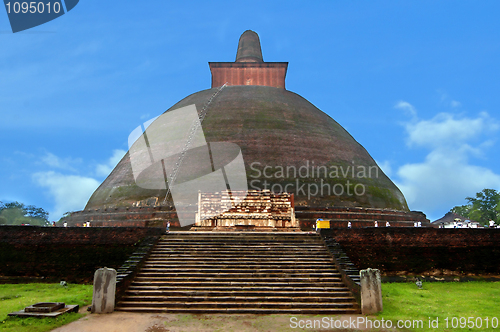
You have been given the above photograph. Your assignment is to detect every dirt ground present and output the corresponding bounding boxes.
[51,306,400,332]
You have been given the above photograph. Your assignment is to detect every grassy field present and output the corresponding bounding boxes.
[377,281,500,331]
[0,283,92,332]
[0,282,498,332]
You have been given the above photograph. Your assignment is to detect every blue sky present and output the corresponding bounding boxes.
[1,1,500,221]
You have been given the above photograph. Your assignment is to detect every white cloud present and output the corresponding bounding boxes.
[393,101,500,220]
[437,90,462,109]
[95,149,126,177]
[33,171,100,220]
[40,152,81,171]
[404,111,498,149]
[395,100,417,119]
[395,150,500,215]
[32,149,126,220]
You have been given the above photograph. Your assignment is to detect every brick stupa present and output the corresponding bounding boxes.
[66,30,428,228]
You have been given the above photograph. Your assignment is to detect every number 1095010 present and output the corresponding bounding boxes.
[5,2,62,14]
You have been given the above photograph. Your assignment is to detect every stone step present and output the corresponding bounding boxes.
[146,256,332,262]
[149,249,329,255]
[135,272,342,278]
[147,253,332,258]
[161,234,320,237]
[121,295,355,303]
[159,236,317,239]
[156,241,324,245]
[146,256,332,261]
[116,300,357,309]
[129,279,347,286]
[150,249,327,254]
[141,263,336,269]
[126,289,351,296]
[138,267,339,274]
[115,306,360,314]
[127,284,349,291]
[143,262,335,268]
[132,276,344,283]
[158,236,321,239]
[153,244,326,249]
[150,250,330,255]
[156,239,322,242]
[159,237,322,242]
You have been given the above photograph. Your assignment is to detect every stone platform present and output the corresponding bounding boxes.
[64,204,429,229]
[64,190,429,229]
[9,303,79,318]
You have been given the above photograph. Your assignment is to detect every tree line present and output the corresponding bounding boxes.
[0,201,50,226]
[450,188,500,226]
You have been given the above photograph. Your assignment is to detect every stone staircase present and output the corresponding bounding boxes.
[115,232,360,314]
[323,238,360,283]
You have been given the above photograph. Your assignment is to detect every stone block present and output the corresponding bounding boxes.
[9,303,79,317]
[360,268,383,314]
[92,267,117,313]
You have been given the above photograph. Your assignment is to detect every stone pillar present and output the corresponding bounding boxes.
[360,268,383,314]
[91,267,117,313]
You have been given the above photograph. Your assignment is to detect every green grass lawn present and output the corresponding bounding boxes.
[0,283,92,332]
[0,282,498,332]
[377,281,500,331]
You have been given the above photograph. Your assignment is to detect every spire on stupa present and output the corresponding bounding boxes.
[236,30,263,62]
[209,30,288,89]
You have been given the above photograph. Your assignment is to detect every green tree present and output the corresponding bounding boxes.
[450,189,500,225]
[0,201,50,226]
[0,207,29,225]
[451,204,472,217]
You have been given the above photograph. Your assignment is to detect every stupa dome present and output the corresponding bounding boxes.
[85,31,408,212]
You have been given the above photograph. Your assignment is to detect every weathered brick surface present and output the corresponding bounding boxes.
[0,226,163,283]
[64,206,181,227]
[297,206,429,229]
[321,228,500,274]
[209,62,288,88]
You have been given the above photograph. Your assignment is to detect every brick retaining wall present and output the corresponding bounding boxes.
[321,228,500,275]
[0,226,163,283]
